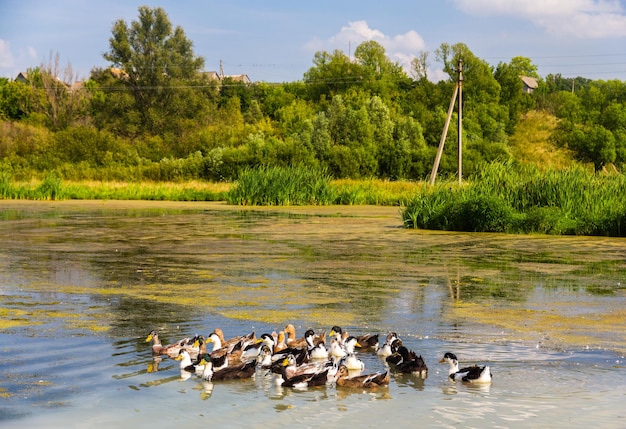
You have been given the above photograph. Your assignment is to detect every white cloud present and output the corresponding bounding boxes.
[0,40,39,78]
[0,39,15,68]
[304,21,427,76]
[453,0,626,38]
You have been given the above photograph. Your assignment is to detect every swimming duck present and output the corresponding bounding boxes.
[308,339,329,360]
[384,339,405,365]
[393,346,428,377]
[376,332,399,358]
[284,324,325,349]
[439,352,492,383]
[342,336,364,371]
[206,332,248,367]
[198,354,257,382]
[145,330,197,358]
[276,356,330,389]
[256,344,274,369]
[212,328,256,351]
[273,331,288,353]
[329,326,379,351]
[271,353,328,379]
[329,337,347,358]
[175,349,197,374]
[334,364,390,389]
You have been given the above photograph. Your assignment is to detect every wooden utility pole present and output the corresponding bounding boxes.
[429,59,464,185]
[457,59,463,185]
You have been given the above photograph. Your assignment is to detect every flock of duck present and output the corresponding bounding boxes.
[145,324,492,390]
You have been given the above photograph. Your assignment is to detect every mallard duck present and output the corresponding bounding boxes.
[276,356,329,389]
[334,364,390,389]
[393,346,428,377]
[198,353,257,381]
[145,330,197,358]
[376,332,399,358]
[439,352,492,383]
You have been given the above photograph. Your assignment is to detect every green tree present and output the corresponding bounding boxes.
[494,56,537,133]
[303,49,363,102]
[567,125,616,171]
[103,6,211,136]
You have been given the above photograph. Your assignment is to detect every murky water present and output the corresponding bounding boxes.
[1,200,625,428]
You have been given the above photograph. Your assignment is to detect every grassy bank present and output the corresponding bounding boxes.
[402,162,626,236]
[0,173,230,201]
[3,163,625,236]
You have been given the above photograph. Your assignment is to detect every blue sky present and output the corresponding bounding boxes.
[1,0,626,83]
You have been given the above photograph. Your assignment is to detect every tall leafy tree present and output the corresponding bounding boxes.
[494,56,538,133]
[303,50,363,102]
[103,6,211,135]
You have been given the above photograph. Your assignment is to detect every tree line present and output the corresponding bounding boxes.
[1,6,625,182]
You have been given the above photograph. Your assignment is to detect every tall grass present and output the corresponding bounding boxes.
[0,173,229,201]
[402,162,626,236]
[226,165,335,205]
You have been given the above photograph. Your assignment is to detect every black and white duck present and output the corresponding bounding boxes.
[439,352,492,383]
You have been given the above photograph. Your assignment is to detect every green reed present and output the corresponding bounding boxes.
[226,165,336,205]
[402,162,626,236]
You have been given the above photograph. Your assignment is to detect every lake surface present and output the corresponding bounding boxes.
[0,200,625,429]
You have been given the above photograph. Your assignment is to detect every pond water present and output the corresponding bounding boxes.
[0,200,625,429]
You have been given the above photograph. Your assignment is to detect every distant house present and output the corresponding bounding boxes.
[520,76,538,93]
[205,70,252,84]
[15,72,29,83]
[14,71,83,92]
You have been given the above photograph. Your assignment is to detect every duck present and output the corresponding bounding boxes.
[276,356,330,389]
[329,326,379,351]
[212,328,256,351]
[329,326,348,346]
[273,331,288,353]
[256,344,274,369]
[145,330,197,358]
[329,337,347,358]
[284,324,326,349]
[308,338,329,360]
[384,339,405,365]
[342,336,364,371]
[393,346,428,377]
[439,352,492,383]
[334,364,390,389]
[197,353,257,382]
[376,332,399,358]
[175,349,197,374]
[271,353,328,380]
[206,332,247,367]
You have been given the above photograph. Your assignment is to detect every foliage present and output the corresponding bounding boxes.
[226,165,335,205]
[2,5,626,234]
[101,6,214,136]
[402,162,626,236]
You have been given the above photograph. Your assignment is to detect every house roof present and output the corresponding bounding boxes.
[204,71,252,84]
[520,75,538,89]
